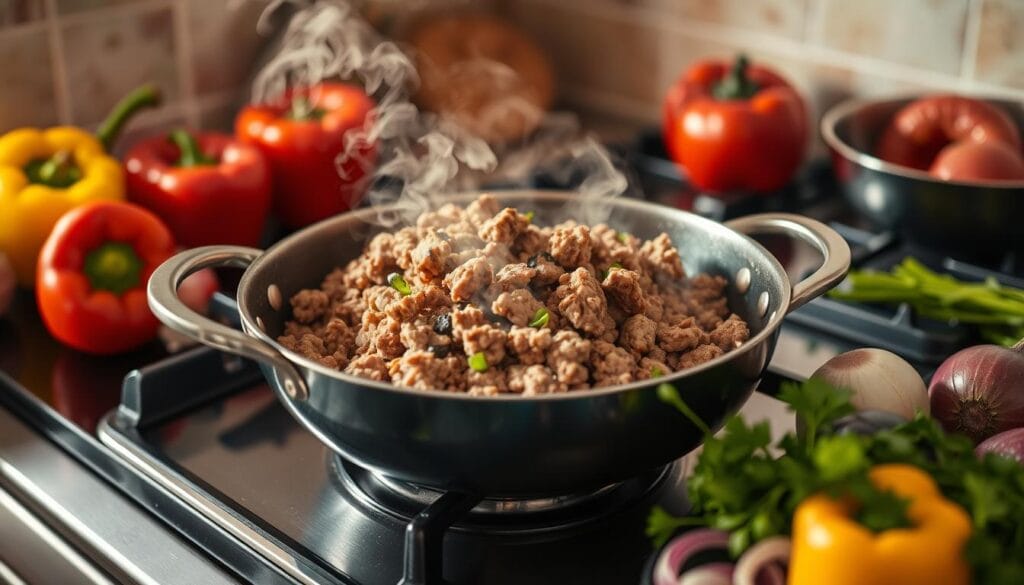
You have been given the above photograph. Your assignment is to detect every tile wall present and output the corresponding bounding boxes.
[0,0,1021,149]
[0,0,268,143]
[498,0,1024,145]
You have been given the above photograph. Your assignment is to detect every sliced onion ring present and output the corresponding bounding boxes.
[653,529,730,585]
[732,536,791,585]
[678,562,733,585]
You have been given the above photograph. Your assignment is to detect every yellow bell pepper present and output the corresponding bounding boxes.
[0,85,159,286]
[0,127,124,285]
[788,464,971,585]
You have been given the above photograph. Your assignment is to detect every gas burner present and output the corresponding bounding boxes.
[333,454,673,527]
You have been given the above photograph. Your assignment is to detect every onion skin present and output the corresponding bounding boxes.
[976,428,1024,463]
[929,342,1024,444]
[812,348,929,419]
[678,563,733,585]
[653,529,730,585]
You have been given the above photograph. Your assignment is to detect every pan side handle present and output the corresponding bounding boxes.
[147,246,310,401]
[724,213,851,312]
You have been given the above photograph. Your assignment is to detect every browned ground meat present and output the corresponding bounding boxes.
[549,225,592,268]
[278,196,750,394]
[553,268,608,336]
[602,268,646,315]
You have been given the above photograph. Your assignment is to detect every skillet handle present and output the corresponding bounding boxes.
[724,213,851,312]
[147,246,310,401]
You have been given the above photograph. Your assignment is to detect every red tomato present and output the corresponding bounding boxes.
[929,140,1024,182]
[876,95,1022,170]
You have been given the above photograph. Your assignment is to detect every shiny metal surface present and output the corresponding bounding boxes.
[0,401,239,585]
[149,191,850,496]
[0,487,113,585]
[100,384,691,585]
[822,96,1024,253]
[367,469,622,515]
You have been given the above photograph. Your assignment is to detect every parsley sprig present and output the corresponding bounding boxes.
[648,379,1024,583]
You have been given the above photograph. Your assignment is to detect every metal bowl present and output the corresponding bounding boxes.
[821,95,1024,254]
[148,191,849,497]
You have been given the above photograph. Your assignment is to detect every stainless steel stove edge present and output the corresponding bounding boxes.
[97,412,335,585]
[0,404,238,585]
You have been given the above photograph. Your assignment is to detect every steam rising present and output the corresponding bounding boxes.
[253,0,630,227]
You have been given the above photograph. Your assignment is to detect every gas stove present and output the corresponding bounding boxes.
[96,344,689,585]
[0,128,1019,584]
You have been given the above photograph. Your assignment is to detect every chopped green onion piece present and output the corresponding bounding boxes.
[468,351,489,372]
[610,262,623,270]
[387,272,411,296]
[616,231,630,244]
[650,366,664,378]
[524,210,535,223]
[528,307,550,328]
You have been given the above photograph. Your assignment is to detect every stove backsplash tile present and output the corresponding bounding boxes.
[0,0,271,136]
[810,0,969,75]
[500,0,1024,142]
[974,0,1024,90]
[59,5,180,124]
[614,0,809,40]
[0,26,60,131]
[0,0,47,26]
[187,0,267,97]
[0,0,1020,147]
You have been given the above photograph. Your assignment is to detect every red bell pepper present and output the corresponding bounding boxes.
[235,83,376,229]
[124,130,271,247]
[663,55,807,193]
[36,201,176,355]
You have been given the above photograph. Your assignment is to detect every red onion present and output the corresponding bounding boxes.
[929,340,1024,443]
[976,428,1024,463]
[733,537,790,585]
[653,529,730,585]
[677,563,733,585]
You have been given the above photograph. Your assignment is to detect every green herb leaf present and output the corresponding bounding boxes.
[528,307,549,328]
[657,383,711,435]
[645,506,705,548]
[524,210,535,223]
[387,272,411,296]
[779,378,854,450]
[813,435,868,481]
[468,352,488,373]
[850,481,912,533]
[650,366,664,378]
[616,231,630,244]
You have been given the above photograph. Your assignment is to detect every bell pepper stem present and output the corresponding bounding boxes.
[712,54,760,101]
[83,242,143,295]
[96,84,161,152]
[169,129,216,167]
[286,96,325,121]
[32,150,82,188]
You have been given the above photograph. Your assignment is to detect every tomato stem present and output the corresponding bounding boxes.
[712,54,760,101]
[169,129,216,167]
[96,84,162,152]
[83,242,143,295]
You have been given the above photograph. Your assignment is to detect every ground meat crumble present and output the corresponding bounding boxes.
[278,196,751,394]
